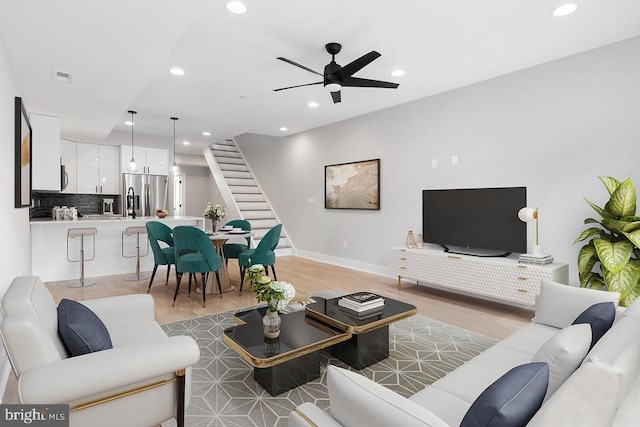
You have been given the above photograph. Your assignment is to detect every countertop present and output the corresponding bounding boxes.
[30,216,204,225]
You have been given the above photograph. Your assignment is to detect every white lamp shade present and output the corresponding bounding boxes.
[171,163,181,175]
[127,159,139,173]
[325,83,341,93]
[518,207,537,222]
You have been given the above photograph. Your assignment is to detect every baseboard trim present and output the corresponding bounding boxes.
[295,250,392,278]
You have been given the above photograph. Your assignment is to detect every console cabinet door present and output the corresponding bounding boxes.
[76,143,99,194]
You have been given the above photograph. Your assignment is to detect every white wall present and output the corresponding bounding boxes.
[0,30,31,400]
[237,36,640,283]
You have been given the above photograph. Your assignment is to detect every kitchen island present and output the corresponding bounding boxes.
[31,216,204,282]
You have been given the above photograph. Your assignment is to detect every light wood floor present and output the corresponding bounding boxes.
[3,255,532,404]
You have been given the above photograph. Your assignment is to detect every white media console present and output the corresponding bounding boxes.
[389,247,569,307]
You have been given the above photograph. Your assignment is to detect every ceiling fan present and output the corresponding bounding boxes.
[274,42,399,104]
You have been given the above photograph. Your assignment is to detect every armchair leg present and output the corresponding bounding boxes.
[166,264,172,285]
[148,265,158,293]
[176,369,186,427]
[239,267,246,292]
[215,271,223,297]
[173,273,182,307]
[271,264,277,281]
[188,273,193,296]
[200,273,206,308]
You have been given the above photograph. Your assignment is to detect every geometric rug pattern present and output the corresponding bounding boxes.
[161,304,497,427]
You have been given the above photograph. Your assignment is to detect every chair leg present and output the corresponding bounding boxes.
[215,271,223,296]
[201,273,207,308]
[188,273,192,296]
[176,369,186,427]
[147,265,158,293]
[225,258,229,267]
[239,267,246,292]
[172,273,182,307]
[165,264,171,285]
[271,264,277,281]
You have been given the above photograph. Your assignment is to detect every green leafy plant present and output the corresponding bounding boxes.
[574,177,640,306]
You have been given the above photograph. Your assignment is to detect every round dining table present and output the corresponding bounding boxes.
[206,230,254,294]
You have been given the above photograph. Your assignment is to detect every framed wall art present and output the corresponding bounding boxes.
[325,158,380,210]
[15,97,32,208]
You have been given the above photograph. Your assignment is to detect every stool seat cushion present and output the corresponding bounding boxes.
[161,247,175,264]
[57,299,113,357]
[223,243,248,259]
[176,252,211,273]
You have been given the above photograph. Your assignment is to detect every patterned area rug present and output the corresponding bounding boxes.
[161,293,497,427]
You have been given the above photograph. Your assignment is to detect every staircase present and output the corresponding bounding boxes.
[203,140,293,254]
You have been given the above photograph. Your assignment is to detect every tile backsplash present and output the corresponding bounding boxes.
[31,192,121,218]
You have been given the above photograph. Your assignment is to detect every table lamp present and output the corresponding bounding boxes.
[518,207,543,257]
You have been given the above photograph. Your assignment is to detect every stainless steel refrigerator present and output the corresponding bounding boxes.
[122,173,168,218]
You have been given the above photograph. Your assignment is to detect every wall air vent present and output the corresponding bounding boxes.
[53,70,72,83]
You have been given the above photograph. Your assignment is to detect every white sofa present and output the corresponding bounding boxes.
[0,276,200,427]
[290,281,640,427]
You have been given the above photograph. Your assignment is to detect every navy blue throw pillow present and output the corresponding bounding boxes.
[572,301,615,350]
[460,362,549,427]
[57,299,113,357]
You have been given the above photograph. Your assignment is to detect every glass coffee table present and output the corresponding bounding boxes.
[222,307,350,396]
[305,295,417,369]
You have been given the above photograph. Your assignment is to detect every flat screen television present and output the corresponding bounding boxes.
[422,187,527,256]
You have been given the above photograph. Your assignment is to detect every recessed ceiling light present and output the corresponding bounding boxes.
[202,131,211,136]
[183,141,190,145]
[125,121,134,126]
[551,3,578,17]
[226,1,247,14]
[308,102,319,108]
[169,68,185,76]
[280,127,288,132]
[391,69,405,77]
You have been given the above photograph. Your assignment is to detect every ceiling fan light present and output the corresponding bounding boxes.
[325,83,341,93]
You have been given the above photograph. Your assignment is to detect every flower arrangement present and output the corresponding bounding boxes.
[203,202,227,231]
[247,264,296,312]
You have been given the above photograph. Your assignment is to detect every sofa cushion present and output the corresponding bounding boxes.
[327,365,449,427]
[613,370,640,427]
[622,295,640,320]
[531,323,591,399]
[460,362,549,427]
[527,362,617,427]
[497,322,558,356]
[533,280,619,329]
[572,301,615,349]
[410,386,472,427]
[57,299,113,357]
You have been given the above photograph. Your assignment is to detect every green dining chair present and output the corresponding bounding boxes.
[146,221,176,293]
[172,226,223,308]
[222,219,252,277]
[238,224,282,292]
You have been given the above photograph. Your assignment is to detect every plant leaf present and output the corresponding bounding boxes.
[621,229,640,249]
[602,260,640,303]
[578,245,598,276]
[585,198,616,219]
[621,216,640,222]
[605,178,636,218]
[621,278,640,307]
[584,218,601,225]
[593,238,633,273]
[599,176,621,196]
[573,227,606,244]
[603,219,640,233]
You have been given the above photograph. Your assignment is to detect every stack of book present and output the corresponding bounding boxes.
[338,292,385,313]
[519,254,554,265]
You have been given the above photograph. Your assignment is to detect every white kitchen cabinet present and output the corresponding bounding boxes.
[30,114,61,191]
[76,143,120,194]
[60,139,77,193]
[120,146,168,175]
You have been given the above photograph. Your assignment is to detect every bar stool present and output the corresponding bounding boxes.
[67,227,97,288]
[122,226,151,281]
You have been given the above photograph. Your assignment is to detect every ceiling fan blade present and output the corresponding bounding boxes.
[277,57,323,76]
[342,77,399,89]
[273,82,323,92]
[339,51,381,78]
[331,90,341,104]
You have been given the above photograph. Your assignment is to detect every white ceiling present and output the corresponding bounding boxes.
[1,0,639,155]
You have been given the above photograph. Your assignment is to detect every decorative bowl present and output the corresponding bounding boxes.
[155,209,168,219]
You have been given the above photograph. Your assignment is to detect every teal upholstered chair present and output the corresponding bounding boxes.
[238,224,282,292]
[146,221,176,293]
[222,219,252,276]
[172,226,223,308]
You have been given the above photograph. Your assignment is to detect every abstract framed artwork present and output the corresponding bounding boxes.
[325,158,380,210]
[15,97,32,208]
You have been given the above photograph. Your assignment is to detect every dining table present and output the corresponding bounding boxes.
[205,229,254,294]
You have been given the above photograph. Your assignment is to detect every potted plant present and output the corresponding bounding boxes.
[574,177,640,306]
[203,202,227,232]
[246,264,296,338]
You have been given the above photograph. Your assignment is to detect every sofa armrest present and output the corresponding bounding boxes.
[289,403,344,427]
[81,294,155,330]
[18,335,199,404]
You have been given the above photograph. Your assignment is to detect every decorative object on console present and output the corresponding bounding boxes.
[405,230,416,248]
[14,97,32,208]
[325,158,380,209]
[573,176,640,306]
[416,233,424,249]
[203,202,227,232]
[338,292,385,312]
[518,206,544,257]
[248,264,296,338]
[170,116,181,175]
[125,110,139,173]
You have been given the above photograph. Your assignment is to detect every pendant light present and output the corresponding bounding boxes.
[126,110,139,172]
[171,117,181,175]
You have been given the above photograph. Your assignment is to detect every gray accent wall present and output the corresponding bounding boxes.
[237,36,640,283]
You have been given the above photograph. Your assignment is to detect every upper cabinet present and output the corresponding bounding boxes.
[120,146,168,175]
[30,114,61,191]
[76,143,120,194]
[60,139,77,194]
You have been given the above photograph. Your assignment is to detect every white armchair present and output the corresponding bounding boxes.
[0,276,200,427]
